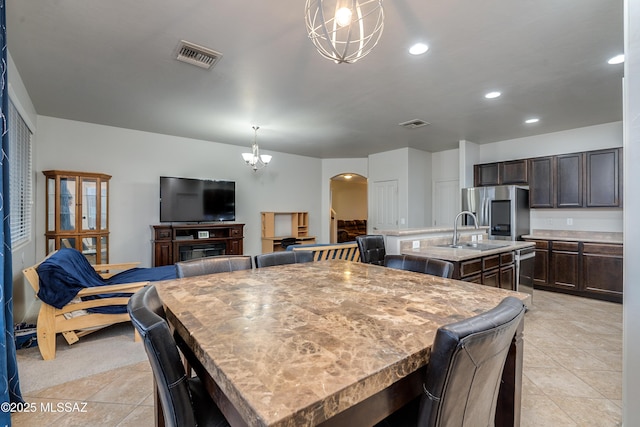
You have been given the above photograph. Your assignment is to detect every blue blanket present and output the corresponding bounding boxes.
[37,248,176,314]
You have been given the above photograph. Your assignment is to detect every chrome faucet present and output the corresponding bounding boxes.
[452,210,479,247]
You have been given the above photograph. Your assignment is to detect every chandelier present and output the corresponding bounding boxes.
[242,126,272,172]
[304,0,384,64]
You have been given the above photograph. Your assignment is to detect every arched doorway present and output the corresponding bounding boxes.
[330,173,368,243]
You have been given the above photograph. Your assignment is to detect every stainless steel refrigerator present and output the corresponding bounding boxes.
[461,185,530,241]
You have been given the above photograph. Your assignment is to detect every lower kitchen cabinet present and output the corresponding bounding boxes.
[582,243,623,300]
[454,251,515,290]
[524,238,622,303]
[550,241,580,290]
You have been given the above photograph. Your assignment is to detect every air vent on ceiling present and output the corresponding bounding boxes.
[175,40,222,70]
[398,119,431,129]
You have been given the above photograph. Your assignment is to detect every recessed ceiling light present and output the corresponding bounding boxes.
[343,174,353,179]
[409,43,429,55]
[484,91,501,99]
[525,118,540,124]
[607,54,624,65]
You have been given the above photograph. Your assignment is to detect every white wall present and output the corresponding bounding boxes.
[34,116,323,266]
[623,0,640,424]
[477,122,623,162]
[408,148,432,227]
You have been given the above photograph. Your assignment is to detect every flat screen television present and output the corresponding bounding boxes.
[160,176,235,222]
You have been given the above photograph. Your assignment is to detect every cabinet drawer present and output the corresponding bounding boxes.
[155,228,172,240]
[552,241,579,252]
[460,258,482,278]
[582,243,622,256]
[500,251,514,265]
[483,254,500,270]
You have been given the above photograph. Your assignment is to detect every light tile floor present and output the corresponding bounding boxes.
[12,290,623,426]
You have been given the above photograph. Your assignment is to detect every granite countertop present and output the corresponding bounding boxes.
[522,230,623,244]
[402,240,535,262]
[155,260,529,426]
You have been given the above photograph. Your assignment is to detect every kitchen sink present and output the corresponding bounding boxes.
[437,242,511,251]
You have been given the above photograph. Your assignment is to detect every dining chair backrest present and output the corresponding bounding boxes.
[254,251,314,268]
[175,255,252,278]
[355,235,386,265]
[384,254,454,279]
[418,296,526,427]
[128,285,198,427]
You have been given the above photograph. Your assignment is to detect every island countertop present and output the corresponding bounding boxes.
[402,240,535,262]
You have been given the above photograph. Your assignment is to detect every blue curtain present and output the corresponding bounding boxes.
[1,0,24,424]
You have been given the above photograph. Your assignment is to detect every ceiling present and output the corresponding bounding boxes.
[6,0,623,159]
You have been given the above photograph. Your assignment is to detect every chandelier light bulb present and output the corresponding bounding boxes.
[335,7,353,27]
[305,0,385,64]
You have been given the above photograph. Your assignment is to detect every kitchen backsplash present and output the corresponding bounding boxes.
[530,208,623,232]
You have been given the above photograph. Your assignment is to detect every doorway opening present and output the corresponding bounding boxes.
[330,173,368,243]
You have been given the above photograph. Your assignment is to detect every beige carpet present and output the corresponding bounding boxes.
[16,322,148,394]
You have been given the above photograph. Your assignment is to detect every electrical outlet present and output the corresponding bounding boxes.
[472,235,478,242]
[567,218,573,226]
[412,240,420,249]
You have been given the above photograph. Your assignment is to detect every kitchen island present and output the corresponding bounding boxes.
[402,240,535,292]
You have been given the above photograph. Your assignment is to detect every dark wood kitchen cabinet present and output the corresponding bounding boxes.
[453,251,515,290]
[528,157,555,208]
[500,159,528,184]
[473,159,528,187]
[524,238,622,303]
[555,153,583,208]
[474,163,500,186]
[525,239,549,287]
[582,243,623,300]
[550,241,580,290]
[585,148,622,207]
[526,148,621,209]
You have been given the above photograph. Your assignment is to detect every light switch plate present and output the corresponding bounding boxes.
[412,240,420,249]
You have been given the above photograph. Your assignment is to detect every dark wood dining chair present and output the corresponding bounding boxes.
[128,286,230,427]
[175,255,252,278]
[384,254,454,278]
[356,234,386,265]
[377,296,526,427]
[254,251,314,268]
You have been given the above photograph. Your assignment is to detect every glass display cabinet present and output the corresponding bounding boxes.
[43,170,111,264]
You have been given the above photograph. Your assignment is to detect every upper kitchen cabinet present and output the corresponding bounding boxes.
[528,157,555,208]
[527,148,622,209]
[474,163,500,186]
[500,159,529,184]
[555,153,583,208]
[473,159,528,187]
[585,148,622,207]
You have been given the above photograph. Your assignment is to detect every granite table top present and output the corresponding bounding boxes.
[402,240,535,262]
[154,260,530,427]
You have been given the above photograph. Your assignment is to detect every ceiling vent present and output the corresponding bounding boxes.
[175,40,222,70]
[399,119,431,129]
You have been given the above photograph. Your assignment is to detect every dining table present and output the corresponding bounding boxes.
[153,259,531,427]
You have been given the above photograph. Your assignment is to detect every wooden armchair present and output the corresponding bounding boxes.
[23,251,163,360]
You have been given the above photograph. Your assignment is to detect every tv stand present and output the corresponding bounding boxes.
[152,223,244,266]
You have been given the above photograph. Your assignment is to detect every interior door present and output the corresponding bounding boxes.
[371,180,398,231]
[433,179,459,227]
